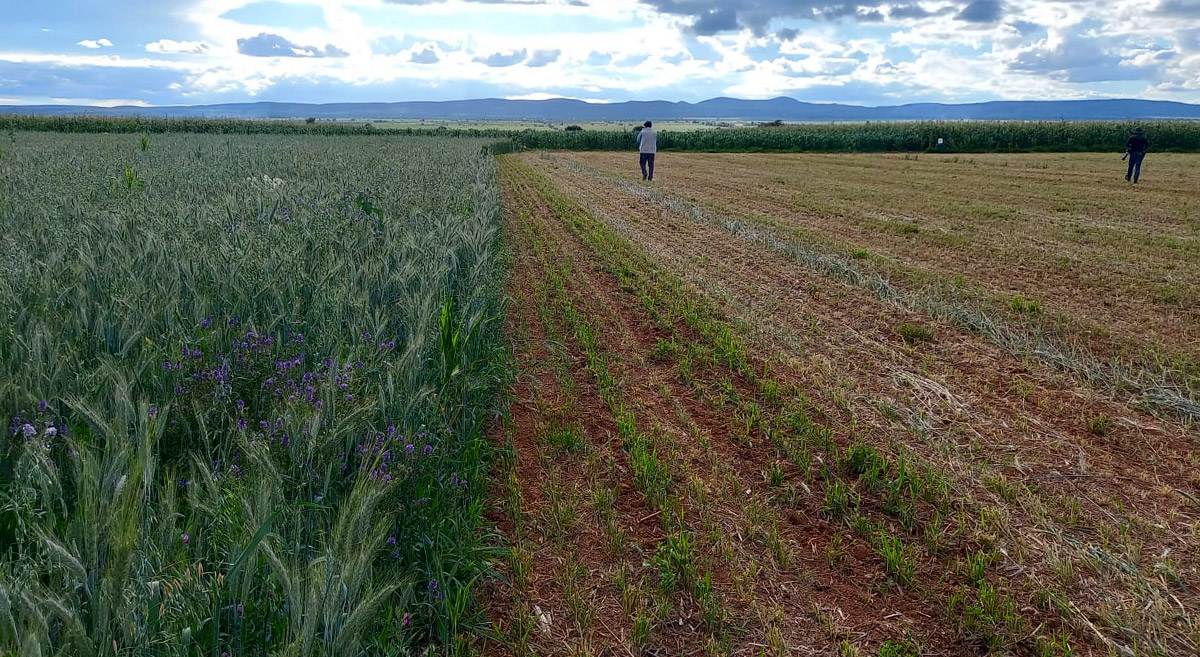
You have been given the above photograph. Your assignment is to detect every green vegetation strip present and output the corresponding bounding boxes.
[7,115,1200,152]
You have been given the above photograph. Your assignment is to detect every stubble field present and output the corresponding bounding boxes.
[483,150,1199,657]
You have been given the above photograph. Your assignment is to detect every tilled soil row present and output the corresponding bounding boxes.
[556,151,1200,386]
[487,157,989,655]
[522,152,1200,657]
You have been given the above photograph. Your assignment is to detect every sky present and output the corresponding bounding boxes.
[1,0,1199,107]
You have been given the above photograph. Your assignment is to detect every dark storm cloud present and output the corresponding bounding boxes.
[1155,0,1200,17]
[642,1,988,36]
[957,0,1005,23]
[237,32,347,57]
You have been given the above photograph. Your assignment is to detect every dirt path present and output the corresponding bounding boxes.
[504,152,1200,657]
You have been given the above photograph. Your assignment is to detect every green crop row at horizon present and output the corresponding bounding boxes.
[6,114,1200,152]
[0,132,509,656]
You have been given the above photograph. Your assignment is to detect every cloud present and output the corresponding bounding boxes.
[77,39,114,49]
[527,49,561,67]
[236,32,348,58]
[411,47,440,64]
[1155,0,1200,18]
[585,52,613,66]
[957,0,1005,23]
[146,39,211,55]
[475,49,527,67]
[1008,33,1151,83]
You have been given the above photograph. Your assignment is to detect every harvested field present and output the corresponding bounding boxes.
[483,152,1200,657]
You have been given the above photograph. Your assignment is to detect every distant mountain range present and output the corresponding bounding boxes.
[4,97,1200,122]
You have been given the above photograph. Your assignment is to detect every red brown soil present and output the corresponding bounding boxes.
[509,152,1200,657]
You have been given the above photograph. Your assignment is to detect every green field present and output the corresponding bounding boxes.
[0,132,506,655]
[7,114,1200,152]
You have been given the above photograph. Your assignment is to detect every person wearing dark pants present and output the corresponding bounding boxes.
[1125,127,1148,183]
[636,120,657,181]
[639,152,656,181]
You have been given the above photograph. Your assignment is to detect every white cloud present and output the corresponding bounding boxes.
[147,39,212,55]
[77,39,114,49]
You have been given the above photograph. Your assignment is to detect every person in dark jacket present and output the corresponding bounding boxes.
[1125,127,1148,183]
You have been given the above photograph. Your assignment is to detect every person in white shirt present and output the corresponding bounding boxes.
[636,120,657,181]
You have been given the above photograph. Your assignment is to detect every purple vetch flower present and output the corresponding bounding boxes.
[361,331,372,340]
[236,399,245,412]
[449,473,459,486]
[149,404,158,419]
[280,435,290,447]
[345,394,353,402]
[200,317,212,329]
[44,427,57,438]
[237,419,247,430]
[387,536,397,546]
[163,361,173,371]
[405,444,415,455]
[21,424,36,438]
[236,604,244,617]
[37,400,48,412]
[294,333,304,344]
[422,445,433,456]
[181,533,190,544]
[402,612,411,626]
[227,317,238,326]
[179,477,189,488]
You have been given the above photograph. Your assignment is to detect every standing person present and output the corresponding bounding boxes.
[637,120,657,181]
[1125,127,1149,183]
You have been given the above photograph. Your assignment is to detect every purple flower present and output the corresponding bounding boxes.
[21,424,36,438]
[386,341,395,350]
[236,399,245,412]
[44,426,57,438]
[181,533,190,544]
[236,604,244,617]
[163,361,173,371]
[294,333,304,343]
[427,579,438,592]
[422,445,433,456]
[449,473,459,486]
[227,317,238,326]
[280,435,290,447]
[405,444,415,455]
[200,317,212,329]
[345,394,353,402]
[361,331,372,340]
[37,400,48,412]
[387,536,397,546]
[237,418,247,430]
[402,612,411,626]
[149,405,158,419]
[179,477,189,488]
[229,464,243,478]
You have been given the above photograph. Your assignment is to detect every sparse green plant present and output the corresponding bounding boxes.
[896,322,934,344]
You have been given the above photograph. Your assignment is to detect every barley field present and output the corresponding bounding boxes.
[0,132,507,656]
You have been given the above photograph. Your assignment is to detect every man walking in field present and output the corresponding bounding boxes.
[637,120,657,181]
[1125,127,1148,183]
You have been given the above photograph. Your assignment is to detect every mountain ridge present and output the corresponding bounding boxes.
[3,97,1200,122]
